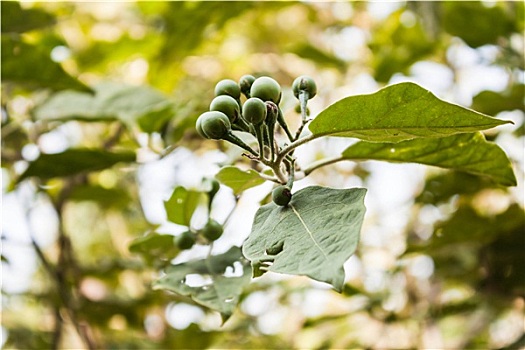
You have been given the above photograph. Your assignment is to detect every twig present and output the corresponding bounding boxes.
[302,156,346,176]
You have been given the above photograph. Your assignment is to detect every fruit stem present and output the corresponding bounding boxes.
[276,107,294,142]
[299,91,309,122]
[254,124,266,161]
[224,132,259,156]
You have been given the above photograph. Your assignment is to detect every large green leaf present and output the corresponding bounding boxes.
[341,133,516,186]
[152,246,251,322]
[308,82,511,143]
[1,2,55,33]
[242,186,367,292]
[164,186,203,226]
[1,36,91,92]
[19,149,135,181]
[215,166,266,195]
[32,82,175,132]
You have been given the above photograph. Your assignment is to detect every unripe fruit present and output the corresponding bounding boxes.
[250,76,281,103]
[214,79,241,99]
[210,95,240,123]
[292,75,317,99]
[239,74,255,97]
[272,185,292,206]
[175,231,196,250]
[201,219,223,241]
[196,111,231,140]
[242,97,267,125]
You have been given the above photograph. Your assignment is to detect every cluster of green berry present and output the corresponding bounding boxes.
[196,74,317,206]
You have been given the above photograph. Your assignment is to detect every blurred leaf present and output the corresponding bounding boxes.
[150,2,255,88]
[291,44,347,71]
[369,9,435,82]
[1,2,55,33]
[68,185,131,208]
[471,84,525,116]
[416,171,496,205]
[442,2,515,48]
[129,232,179,261]
[164,186,203,226]
[215,166,265,195]
[481,213,525,297]
[19,149,135,181]
[153,246,251,322]
[341,133,516,186]
[32,82,175,132]
[309,82,512,143]
[243,186,367,292]
[409,204,525,252]
[1,35,91,92]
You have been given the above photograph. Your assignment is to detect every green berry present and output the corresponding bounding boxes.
[242,97,267,125]
[196,111,231,140]
[214,79,241,99]
[239,74,255,97]
[175,231,196,250]
[210,95,240,123]
[292,75,317,99]
[250,76,281,103]
[201,219,223,241]
[272,185,292,206]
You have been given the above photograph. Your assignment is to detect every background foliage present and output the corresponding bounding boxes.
[2,1,524,349]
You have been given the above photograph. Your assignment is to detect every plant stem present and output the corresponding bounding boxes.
[303,155,346,176]
[275,133,319,165]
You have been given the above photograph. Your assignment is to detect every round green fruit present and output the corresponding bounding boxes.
[239,74,256,96]
[250,76,281,103]
[242,97,267,125]
[210,95,240,123]
[292,75,317,99]
[201,219,223,241]
[272,185,292,206]
[196,111,231,140]
[176,231,196,250]
[214,79,241,99]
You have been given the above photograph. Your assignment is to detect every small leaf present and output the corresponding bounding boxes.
[341,133,516,186]
[164,186,202,226]
[1,36,91,92]
[68,185,131,208]
[242,186,367,292]
[309,82,511,143]
[215,166,265,195]
[153,246,251,322]
[129,233,178,261]
[19,149,135,181]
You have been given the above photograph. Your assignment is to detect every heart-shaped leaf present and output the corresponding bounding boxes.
[215,166,265,195]
[153,246,251,322]
[242,186,367,292]
[341,133,516,186]
[309,82,511,143]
